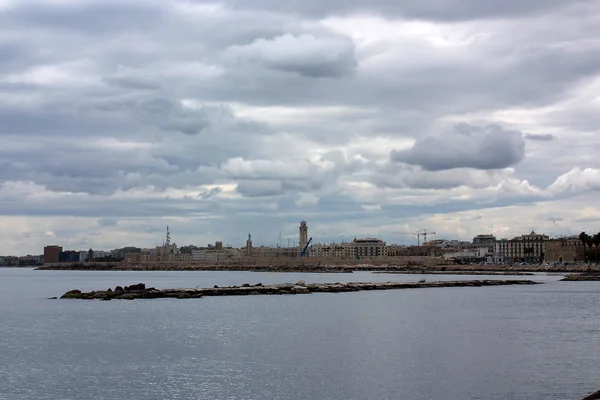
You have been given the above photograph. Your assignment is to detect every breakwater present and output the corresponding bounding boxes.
[58,279,541,300]
[561,273,600,281]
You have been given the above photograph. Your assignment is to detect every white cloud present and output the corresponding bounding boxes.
[296,193,320,207]
[547,168,600,195]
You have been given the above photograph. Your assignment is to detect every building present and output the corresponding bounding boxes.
[473,235,497,245]
[495,231,550,264]
[59,250,80,263]
[352,238,387,259]
[192,249,206,261]
[93,250,109,259]
[44,245,62,263]
[112,247,141,260]
[544,237,585,263]
[306,238,387,259]
[299,221,308,249]
[310,243,355,258]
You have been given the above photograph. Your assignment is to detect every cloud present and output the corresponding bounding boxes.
[220,0,585,20]
[295,193,320,207]
[236,180,284,197]
[391,124,526,171]
[547,168,600,195]
[1,0,600,254]
[97,218,118,227]
[227,33,357,78]
[524,133,556,141]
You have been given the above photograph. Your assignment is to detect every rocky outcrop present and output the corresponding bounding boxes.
[582,390,600,400]
[561,273,600,281]
[58,279,540,300]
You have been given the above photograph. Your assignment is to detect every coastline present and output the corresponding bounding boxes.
[36,261,598,274]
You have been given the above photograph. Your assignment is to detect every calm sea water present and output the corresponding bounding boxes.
[0,268,598,400]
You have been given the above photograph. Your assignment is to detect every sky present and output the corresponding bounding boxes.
[1,0,599,255]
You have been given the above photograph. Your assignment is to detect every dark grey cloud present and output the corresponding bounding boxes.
[218,0,586,20]
[0,2,165,34]
[102,76,162,91]
[227,34,357,78]
[391,124,526,171]
[524,133,556,141]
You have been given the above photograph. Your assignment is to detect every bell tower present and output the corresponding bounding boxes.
[299,221,308,249]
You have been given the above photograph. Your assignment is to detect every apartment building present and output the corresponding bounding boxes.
[495,231,550,263]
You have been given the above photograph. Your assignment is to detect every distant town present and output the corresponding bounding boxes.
[2,221,599,267]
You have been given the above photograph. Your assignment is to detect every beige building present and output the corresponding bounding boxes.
[495,231,550,264]
[544,237,585,263]
[310,243,355,258]
[307,238,386,259]
[353,238,387,258]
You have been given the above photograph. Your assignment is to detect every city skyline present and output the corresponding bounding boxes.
[1,222,587,257]
[1,1,599,255]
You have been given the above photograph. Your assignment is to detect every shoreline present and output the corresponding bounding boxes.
[372,270,535,276]
[58,279,542,300]
[36,262,597,274]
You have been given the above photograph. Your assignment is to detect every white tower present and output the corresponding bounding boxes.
[299,221,308,249]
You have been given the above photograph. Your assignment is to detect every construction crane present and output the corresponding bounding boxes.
[419,230,437,245]
[299,237,313,257]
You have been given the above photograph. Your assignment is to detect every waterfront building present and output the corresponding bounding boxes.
[544,237,585,263]
[124,253,152,263]
[472,235,497,245]
[192,249,206,261]
[44,245,62,263]
[495,231,550,264]
[58,250,79,263]
[353,238,387,258]
[307,238,386,259]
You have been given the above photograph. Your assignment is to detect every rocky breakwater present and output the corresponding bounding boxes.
[582,389,600,400]
[561,273,600,281]
[58,279,540,300]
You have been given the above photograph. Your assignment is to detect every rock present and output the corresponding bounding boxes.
[562,273,600,281]
[124,283,145,291]
[582,390,600,400]
[114,286,124,293]
[295,280,306,286]
[214,285,219,288]
[47,297,57,300]
[177,292,192,299]
[60,290,82,299]
[241,283,250,287]
[276,283,294,290]
[254,283,262,287]
[107,288,112,292]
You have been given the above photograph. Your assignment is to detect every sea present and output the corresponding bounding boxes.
[0,268,598,400]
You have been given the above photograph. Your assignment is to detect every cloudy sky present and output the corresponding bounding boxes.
[1,0,599,255]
